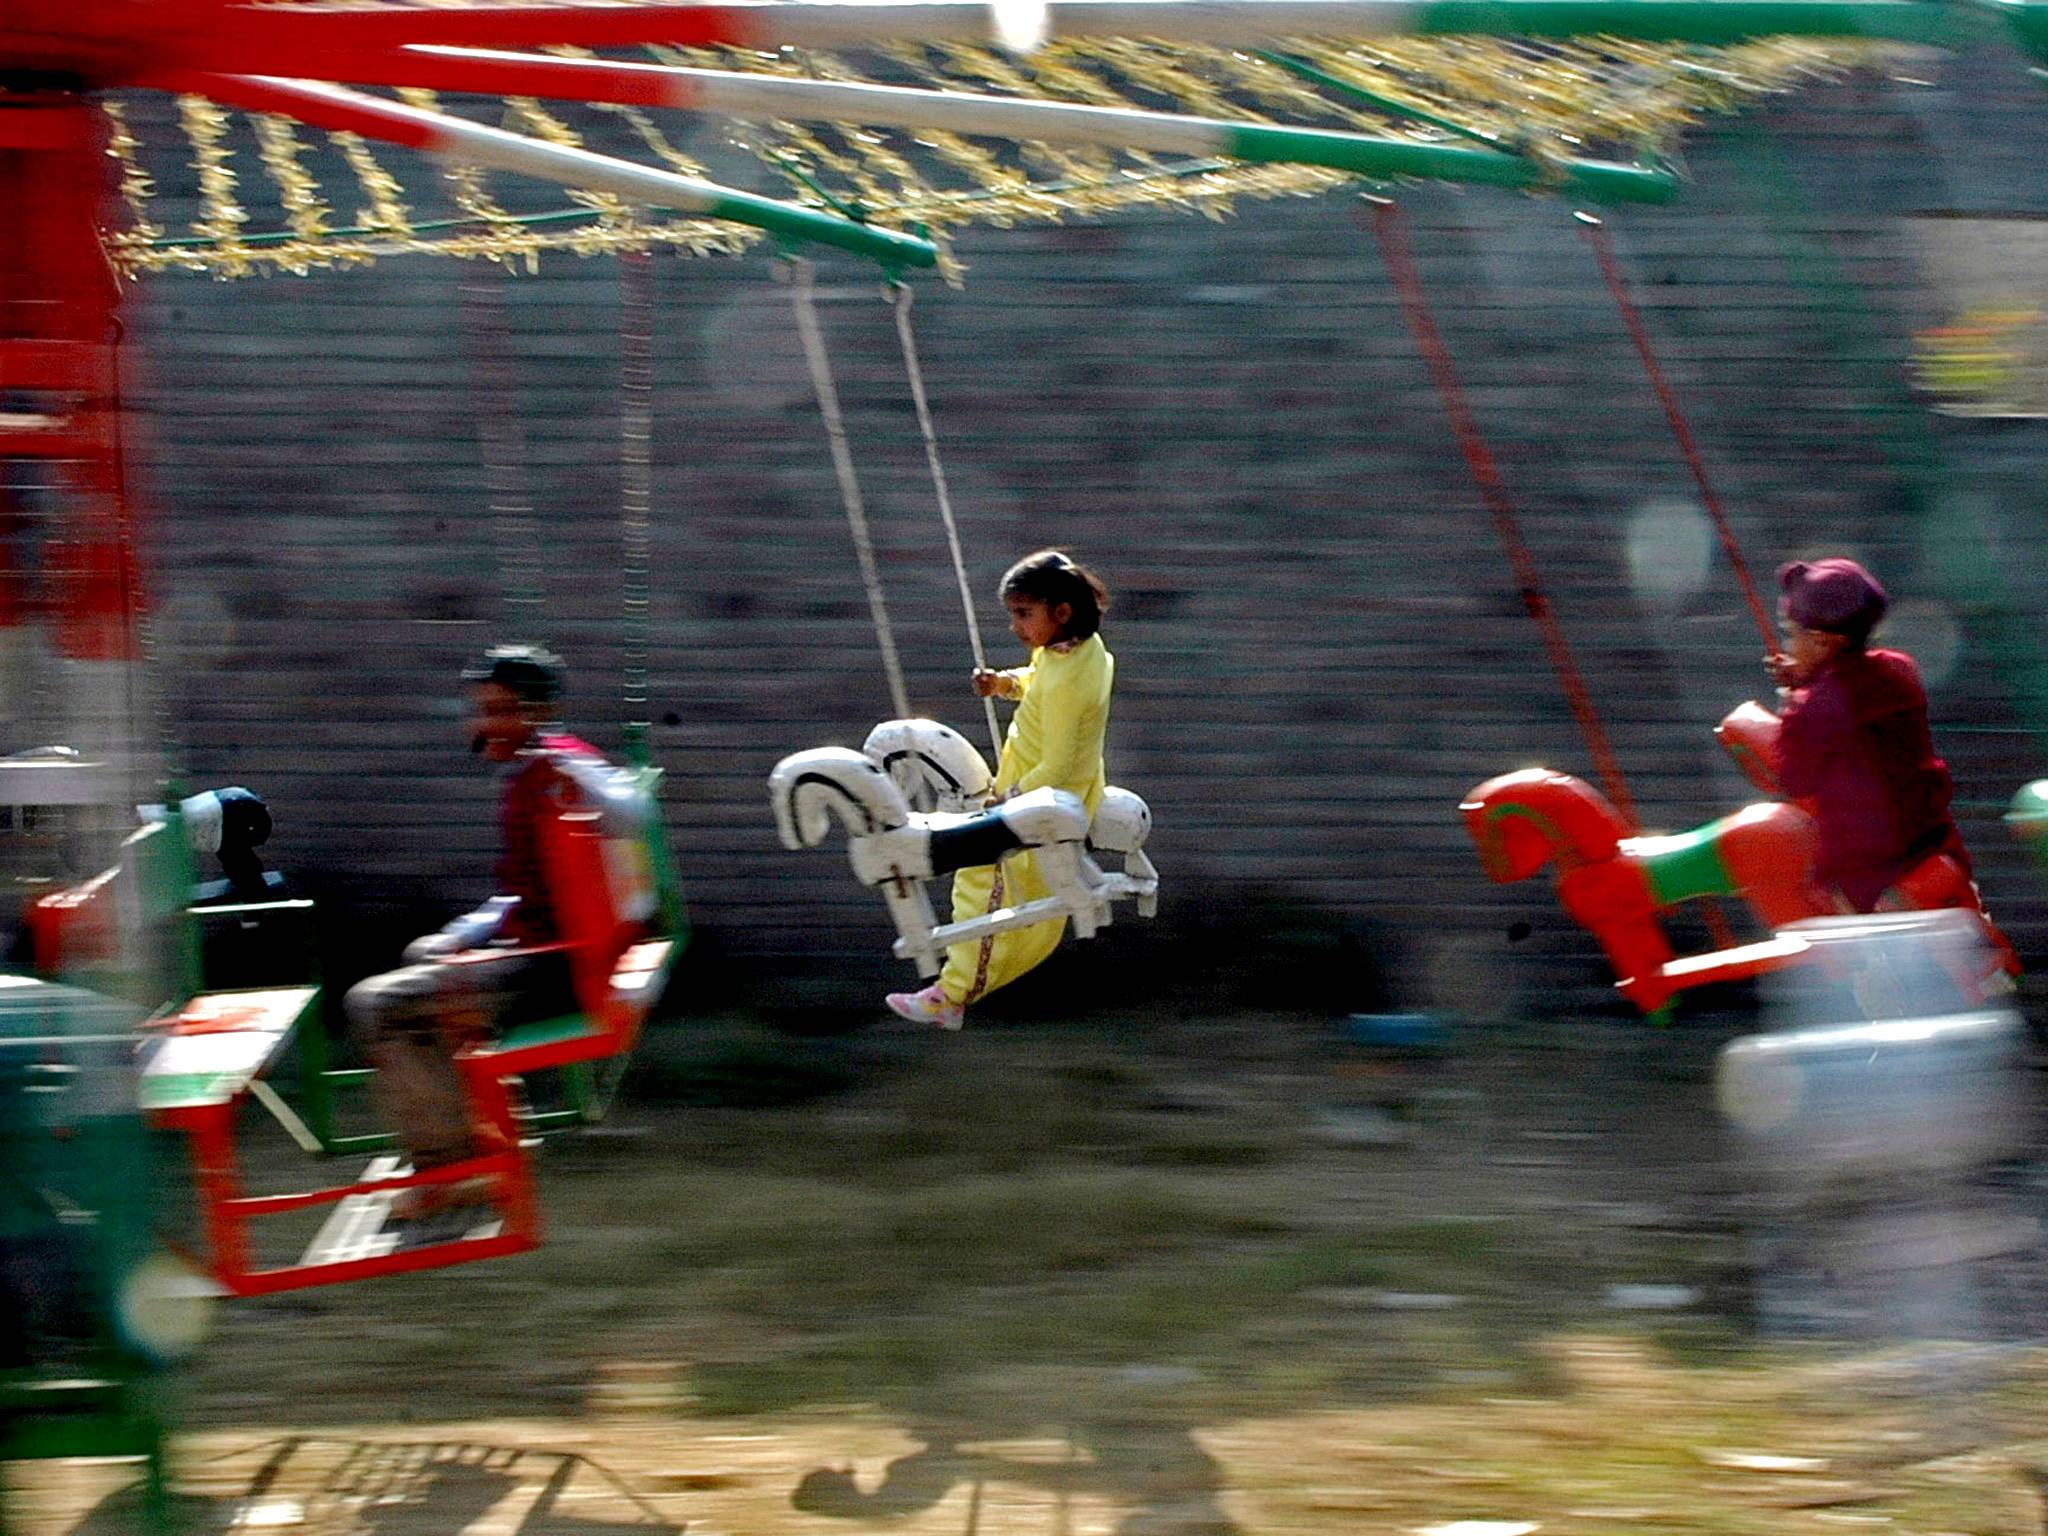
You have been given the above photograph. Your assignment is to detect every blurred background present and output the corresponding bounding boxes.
[10,15,2048,1536]
[116,43,2048,1018]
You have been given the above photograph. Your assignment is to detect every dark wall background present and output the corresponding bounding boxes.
[125,43,2048,1017]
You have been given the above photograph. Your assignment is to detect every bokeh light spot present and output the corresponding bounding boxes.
[1882,597,1962,687]
[1625,496,1713,606]
[702,294,812,410]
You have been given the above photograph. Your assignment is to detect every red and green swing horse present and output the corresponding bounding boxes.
[1465,703,2018,1014]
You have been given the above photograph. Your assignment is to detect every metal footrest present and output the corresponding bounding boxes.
[299,1156,502,1268]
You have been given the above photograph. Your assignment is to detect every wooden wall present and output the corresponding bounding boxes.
[120,45,2048,1016]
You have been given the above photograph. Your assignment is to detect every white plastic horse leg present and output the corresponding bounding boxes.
[882,881,941,976]
[1086,784,1158,919]
[1031,841,1104,938]
[1127,849,1160,917]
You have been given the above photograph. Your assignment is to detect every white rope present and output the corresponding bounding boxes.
[787,258,911,721]
[892,282,1003,762]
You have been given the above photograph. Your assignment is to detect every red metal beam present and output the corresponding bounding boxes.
[132,2,758,77]
[294,43,703,105]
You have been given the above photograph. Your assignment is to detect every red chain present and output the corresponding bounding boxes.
[1372,201,1638,829]
[1584,218,1778,656]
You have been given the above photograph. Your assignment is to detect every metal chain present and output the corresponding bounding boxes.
[617,246,656,764]
[106,316,181,807]
[787,257,910,721]
[459,264,546,639]
[891,282,1001,761]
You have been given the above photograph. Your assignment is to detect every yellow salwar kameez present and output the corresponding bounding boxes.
[937,633,1114,1006]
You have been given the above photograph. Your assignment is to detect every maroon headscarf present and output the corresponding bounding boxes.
[1779,558,1888,643]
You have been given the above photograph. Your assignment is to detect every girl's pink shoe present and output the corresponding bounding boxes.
[885,984,964,1030]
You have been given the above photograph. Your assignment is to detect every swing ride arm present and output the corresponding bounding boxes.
[45,0,2048,268]
[307,46,1678,204]
[91,0,2001,62]
[145,72,939,269]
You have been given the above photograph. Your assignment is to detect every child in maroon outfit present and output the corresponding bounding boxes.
[1766,559,1970,913]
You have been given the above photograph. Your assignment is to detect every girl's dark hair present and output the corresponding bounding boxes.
[999,550,1110,640]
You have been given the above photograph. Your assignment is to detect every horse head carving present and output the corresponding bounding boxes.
[769,747,909,851]
[862,718,994,814]
[1461,768,1627,884]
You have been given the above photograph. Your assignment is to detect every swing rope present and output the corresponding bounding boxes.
[1583,217,1778,655]
[1371,200,1640,829]
[788,258,911,721]
[618,246,656,766]
[461,265,547,639]
[891,282,1003,762]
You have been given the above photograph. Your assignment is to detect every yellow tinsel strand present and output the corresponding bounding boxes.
[543,46,719,183]
[177,96,254,276]
[1295,43,1547,152]
[1207,45,1402,132]
[791,48,1041,212]
[707,47,940,215]
[503,96,632,219]
[330,129,414,237]
[799,51,975,209]
[1085,37,1273,124]
[762,116,909,219]
[250,114,336,260]
[606,97,715,178]
[396,87,525,256]
[923,42,1120,184]
[112,216,757,280]
[965,39,1173,175]
[100,99,162,247]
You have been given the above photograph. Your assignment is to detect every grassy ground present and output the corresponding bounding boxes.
[21,999,2048,1532]
[197,1006,1750,1420]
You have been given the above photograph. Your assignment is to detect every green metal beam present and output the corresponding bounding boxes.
[1993,0,2048,65]
[1255,50,1511,150]
[1220,123,1678,199]
[1393,0,1966,44]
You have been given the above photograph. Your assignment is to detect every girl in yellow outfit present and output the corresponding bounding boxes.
[887,550,1115,1030]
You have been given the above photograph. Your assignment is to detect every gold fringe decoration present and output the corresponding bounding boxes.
[176,95,253,276]
[250,114,337,271]
[104,30,1898,278]
[332,130,416,238]
[101,99,162,250]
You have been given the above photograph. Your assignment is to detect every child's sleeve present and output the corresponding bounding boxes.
[1772,690,1836,800]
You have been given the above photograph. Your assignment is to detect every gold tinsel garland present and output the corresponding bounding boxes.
[108,32,1898,278]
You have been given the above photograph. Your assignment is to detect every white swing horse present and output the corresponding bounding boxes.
[770,718,1159,977]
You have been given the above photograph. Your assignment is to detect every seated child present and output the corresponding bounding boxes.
[887,550,1115,1030]
[1768,558,1975,914]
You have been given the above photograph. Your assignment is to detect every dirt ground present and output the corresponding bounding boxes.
[14,995,2048,1535]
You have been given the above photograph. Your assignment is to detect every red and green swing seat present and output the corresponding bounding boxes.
[450,764,684,1120]
[2,981,182,1533]
[295,763,685,1152]
[36,767,682,1296]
